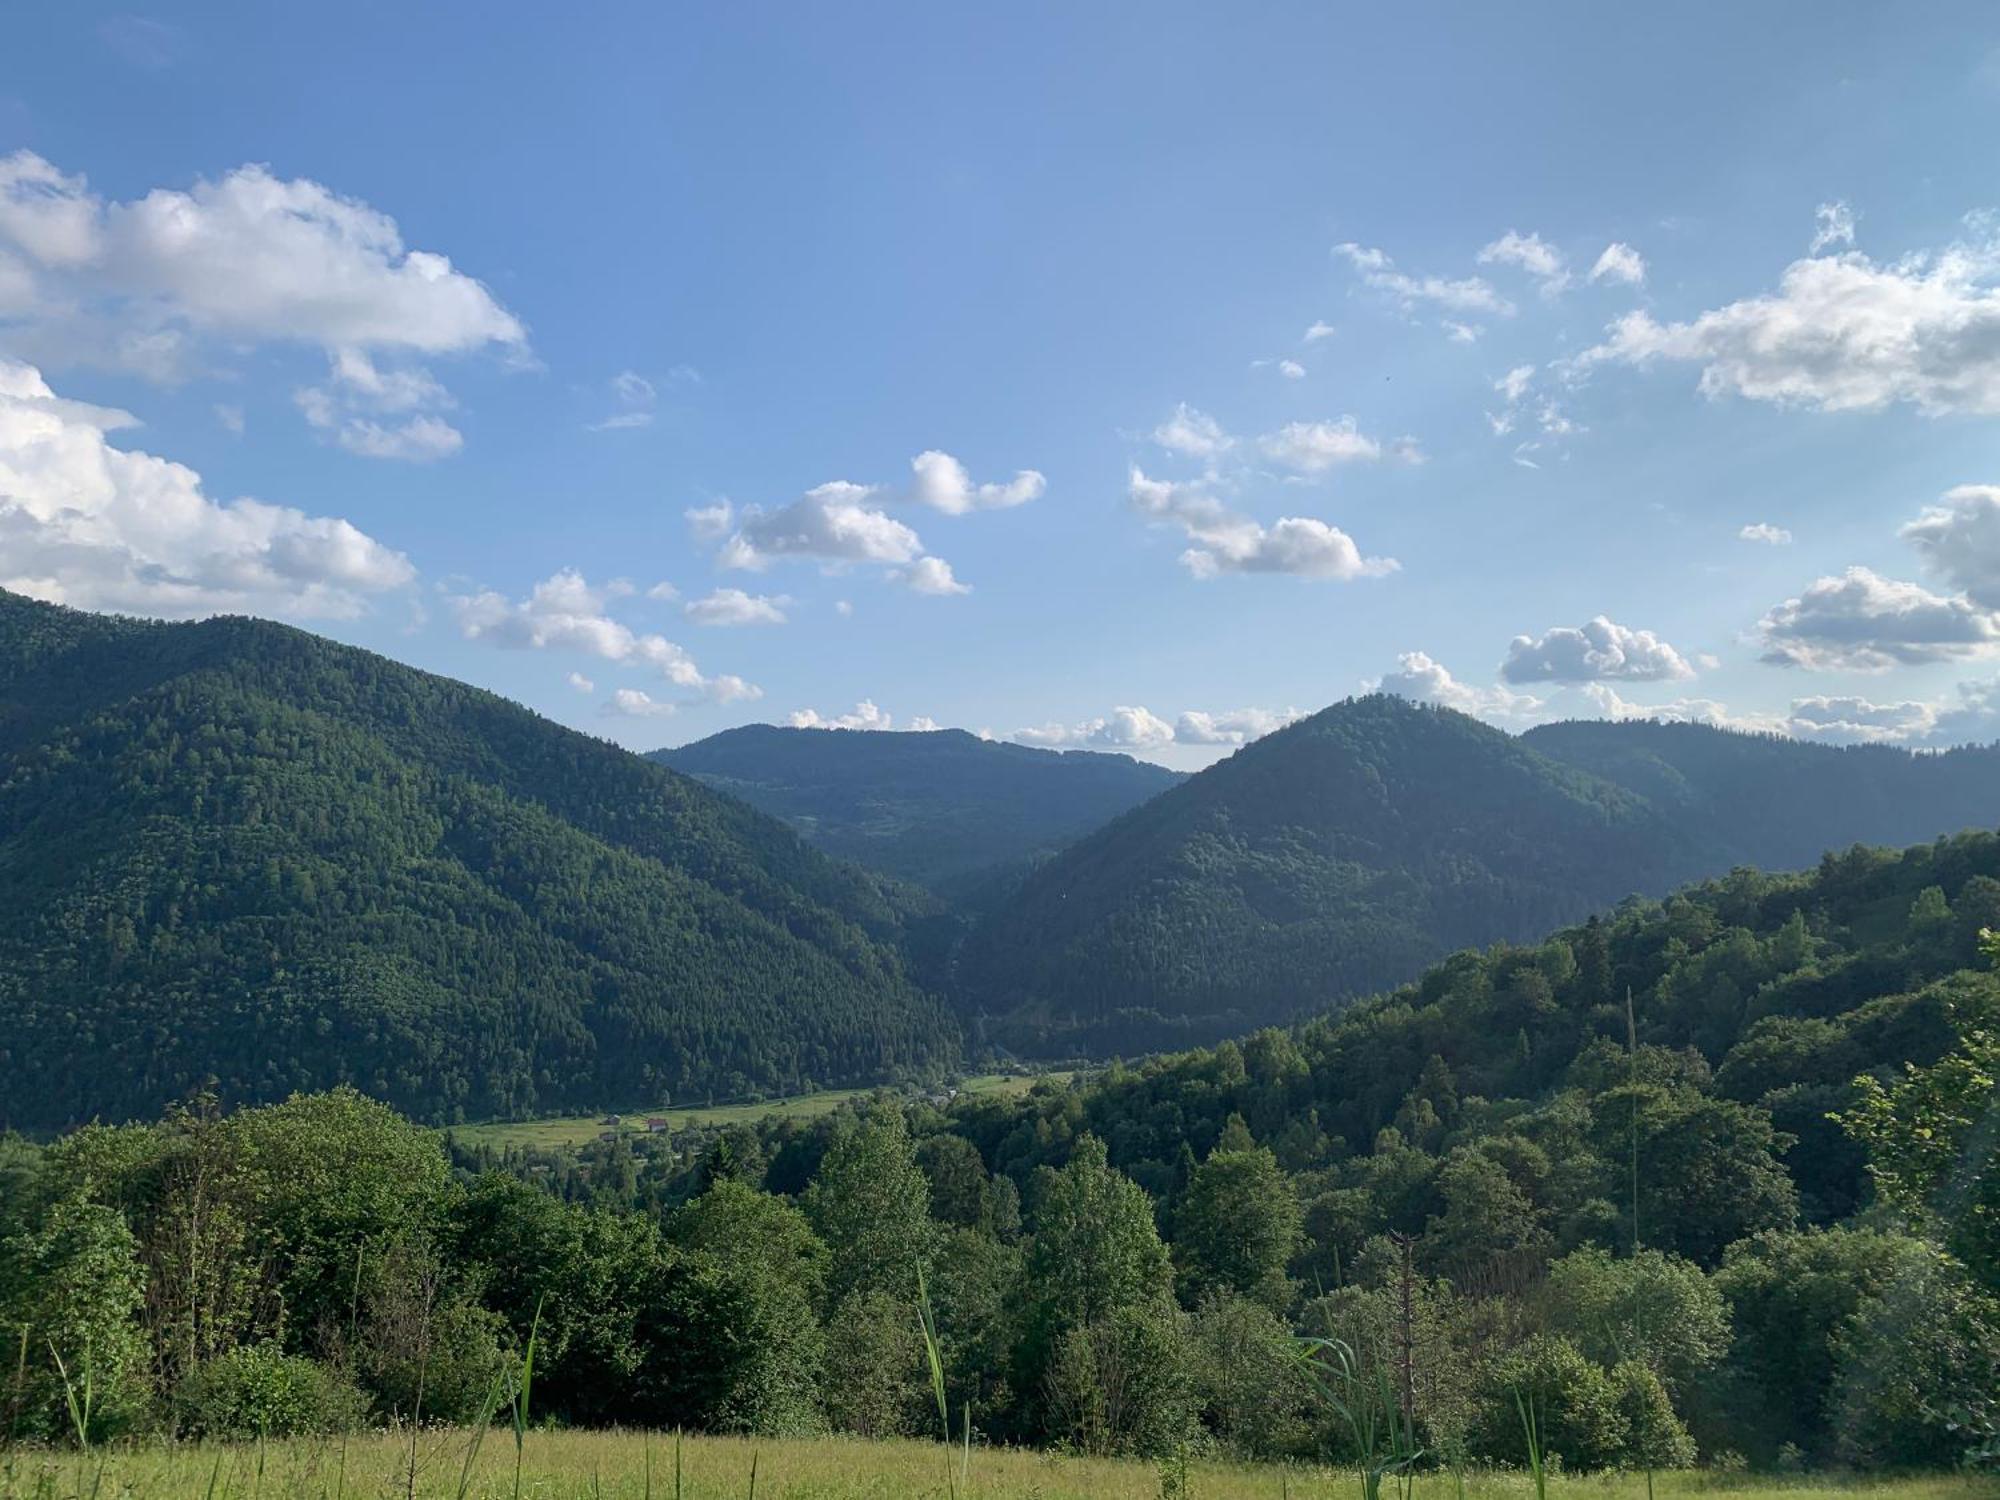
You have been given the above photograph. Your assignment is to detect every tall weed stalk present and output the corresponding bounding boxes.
[916,1261,970,1499]
[1295,1336,1420,1500]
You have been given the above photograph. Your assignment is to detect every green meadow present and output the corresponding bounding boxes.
[444,1074,1065,1152]
[6,1432,1992,1500]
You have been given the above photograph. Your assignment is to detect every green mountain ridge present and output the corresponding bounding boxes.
[0,590,954,1132]
[10,590,2000,1134]
[650,723,1182,893]
[955,694,2000,1054]
[1521,714,2000,870]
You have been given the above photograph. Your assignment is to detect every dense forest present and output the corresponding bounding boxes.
[11,591,2000,1138]
[0,591,954,1131]
[955,694,2000,1055]
[5,830,1994,1471]
[652,723,1181,894]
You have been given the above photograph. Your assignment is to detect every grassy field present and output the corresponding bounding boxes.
[15,1440,2000,1500]
[4,1431,1993,1500]
[444,1073,1069,1153]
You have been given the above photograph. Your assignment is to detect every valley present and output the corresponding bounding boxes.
[2,593,1996,1480]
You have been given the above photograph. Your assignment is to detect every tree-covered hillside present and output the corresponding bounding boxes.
[651,724,1182,893]
[0,590,954,1131]
[1526,715,2000,874]
[957,695,2000,1056]
[955,696,1700,1053]
[430,827,2000,1468]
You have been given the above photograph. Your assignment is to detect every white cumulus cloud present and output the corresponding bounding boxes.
[1151,403,1233,458]
[1011,705,1176,751]
[1756,565,2000,670]
[0,359,412,618]
[1173,706,1304,745]
[684,588,789,626]
[1580,224,2000,415]
[0,152,524,450]
[1810,200,1856,254]
[450,567,758,702]
[292,348,463,463]
[703,475,969,596]
[1501,616,1696,684]
[1128,467,1398,582]
[1589,242,1647,286]
[893,555,970,595]
[1260,417,1387,472]
[1901,484,2000,608]
[1739,522,1794,545]
[1371,651,1546,723]
[604,688,676,718]
[589,371,657,431]
[718,482,922,569]
[788,699,895,731]
[0,151,523,365]
[907,450,1044,514]
[1478,230,1571,295]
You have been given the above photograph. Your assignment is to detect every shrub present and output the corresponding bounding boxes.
[0,1195,153,1442]
[1611,1360,1696,1469]
[1042,1298,1194,1458]
[1542,1246,1728,1398]
[174,1344,366,1438]
[1189,1290,1313,1459]
[1472,1334,1628,1472]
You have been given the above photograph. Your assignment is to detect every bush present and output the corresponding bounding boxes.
[1830,1250,2000,1470]
[0,1195,153,1443]
[1042,1298,1195,1458]
[174,1344,367,1438]
[1189,1290,1313,1459]
[1472,1335,1629,1472]
[1542,1247,1728,1399]
[1611,1360,1696,1469]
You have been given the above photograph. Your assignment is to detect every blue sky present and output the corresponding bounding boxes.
[7,5,2000,766]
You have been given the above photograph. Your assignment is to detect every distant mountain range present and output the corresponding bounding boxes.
[950,696,2000,1054]
[0,590,952,1131]
[650,724,1181,893]
[6,591,2000,1128]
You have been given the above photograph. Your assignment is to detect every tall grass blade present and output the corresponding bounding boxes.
[454,1361,512,1500]
[915,1261,963,1499]
[45,1338,91,1452]
[1514,1387,1547,1500]
[510,1294,545,1500]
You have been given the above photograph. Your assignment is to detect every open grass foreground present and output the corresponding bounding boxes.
[3,1433,1994,1500]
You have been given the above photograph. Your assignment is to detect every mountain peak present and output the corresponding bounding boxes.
[652,720,1182,891]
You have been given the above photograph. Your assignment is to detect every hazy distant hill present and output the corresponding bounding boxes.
[0,590,953,1131]
[956,695,2000,1055]
[1524,715,2000,872]
[651,724,1182,892]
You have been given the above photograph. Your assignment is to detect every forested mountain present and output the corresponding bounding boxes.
[650,724,1181,892]
[956,695,2000,1054]
[1525,715,2000,873]
[0,590,954,1131]
[955,696,1699,1052]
